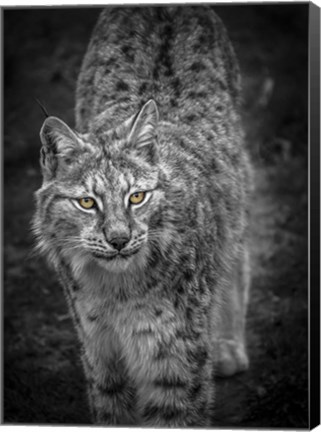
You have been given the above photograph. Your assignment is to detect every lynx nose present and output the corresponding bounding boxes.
[109,236,130,251]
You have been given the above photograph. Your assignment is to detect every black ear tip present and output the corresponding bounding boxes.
[43,116,63,128]
[40,116,72,139]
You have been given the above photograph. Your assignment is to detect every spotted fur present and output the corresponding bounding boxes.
[33,6,252,427]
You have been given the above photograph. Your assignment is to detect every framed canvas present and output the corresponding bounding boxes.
[2,2,320,429]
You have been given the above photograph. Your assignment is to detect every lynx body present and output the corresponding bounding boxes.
[34,6,251,426]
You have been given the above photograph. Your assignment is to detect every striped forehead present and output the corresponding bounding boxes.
[85,165,132,198]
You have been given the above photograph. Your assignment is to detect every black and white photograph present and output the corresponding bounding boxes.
[2,2,320,429]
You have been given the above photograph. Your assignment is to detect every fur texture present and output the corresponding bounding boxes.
[33,6,252,427]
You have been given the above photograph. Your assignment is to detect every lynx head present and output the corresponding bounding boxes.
[34,100,170,275]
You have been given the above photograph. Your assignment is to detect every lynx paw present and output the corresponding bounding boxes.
[216,339,249,377]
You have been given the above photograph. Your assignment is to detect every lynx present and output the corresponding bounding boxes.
[33,6,252,427]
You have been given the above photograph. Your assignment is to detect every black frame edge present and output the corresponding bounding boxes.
[309,1,320,430]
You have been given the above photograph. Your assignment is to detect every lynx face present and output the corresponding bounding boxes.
[65,162,162,273]
[34,100,167,273]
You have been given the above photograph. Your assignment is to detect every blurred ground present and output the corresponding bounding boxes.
[3,5,309,428]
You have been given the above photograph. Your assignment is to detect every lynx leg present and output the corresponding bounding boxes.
[82,351,137,425]
[138,354,213,427]
[215,247,250,377]
[126,320,214,427]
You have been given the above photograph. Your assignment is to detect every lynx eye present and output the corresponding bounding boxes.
[78,197,96,209]
[129,191,145,205]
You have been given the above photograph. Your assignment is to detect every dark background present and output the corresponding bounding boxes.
[3,4,309,427]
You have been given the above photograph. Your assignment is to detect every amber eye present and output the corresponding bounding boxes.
[78,197,96,209]
[129,191,145,205]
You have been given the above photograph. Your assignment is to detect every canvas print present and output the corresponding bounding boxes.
[3,4,311,428]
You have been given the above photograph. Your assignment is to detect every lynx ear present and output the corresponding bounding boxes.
[39,116,81,178]
[127,100,159,163]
